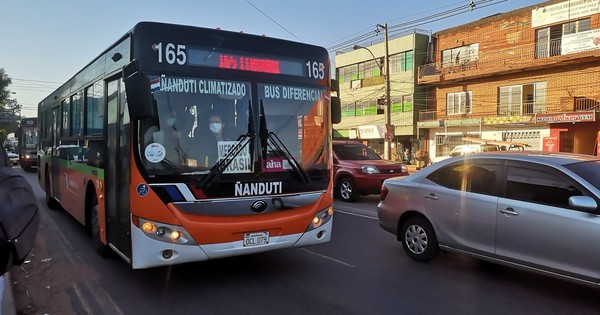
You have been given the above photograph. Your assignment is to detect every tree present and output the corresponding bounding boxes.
[0,68,21,144]
[0,68,12,103]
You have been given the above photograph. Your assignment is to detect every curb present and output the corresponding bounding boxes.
[1,272,16,315]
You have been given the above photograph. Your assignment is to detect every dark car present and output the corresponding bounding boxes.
[377,151,600,287]
[333,140,408,202]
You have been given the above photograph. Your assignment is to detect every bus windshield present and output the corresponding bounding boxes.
[22,128,38,149]
[140,75,328,179]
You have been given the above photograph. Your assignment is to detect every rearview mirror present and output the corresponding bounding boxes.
[123,60,155,120]
[331,96,341,124]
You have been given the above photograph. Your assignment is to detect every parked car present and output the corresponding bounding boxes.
[333,140,408,202]
[377,151,600,287]
[7,151,18,166]
[433,143,499,163]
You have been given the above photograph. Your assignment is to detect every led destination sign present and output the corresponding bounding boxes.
[152,42,326,79]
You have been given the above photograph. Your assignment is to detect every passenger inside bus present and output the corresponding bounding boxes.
[196,112,233,166]
[144,110,197,166]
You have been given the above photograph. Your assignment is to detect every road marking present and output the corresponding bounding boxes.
[335,209,378,220]
[300,248,355,268]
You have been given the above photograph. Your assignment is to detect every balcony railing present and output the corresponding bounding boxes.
[418,38,600,83]
[419,110,437,121]
[498,102,545,116]
[574,97,600,111]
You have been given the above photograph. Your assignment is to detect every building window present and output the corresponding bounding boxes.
[390,51,414,73]
[338,59,383,84]
[441,43,479,68]
[402,95,413,112]
[535,18,591,58]
[446,91,472,115]
[498,82,546,116]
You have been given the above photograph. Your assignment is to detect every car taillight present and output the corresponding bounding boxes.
[380,185,389,201]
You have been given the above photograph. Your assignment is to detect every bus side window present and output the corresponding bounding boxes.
[86,140,105,167]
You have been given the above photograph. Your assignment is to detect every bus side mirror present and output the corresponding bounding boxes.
[331,96,341,124]
[123,61,155,120]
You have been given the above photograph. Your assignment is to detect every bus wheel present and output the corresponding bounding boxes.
[45,171,60,209]
[90,194,112,257]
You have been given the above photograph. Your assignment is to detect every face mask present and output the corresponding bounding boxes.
[209,122,222,133]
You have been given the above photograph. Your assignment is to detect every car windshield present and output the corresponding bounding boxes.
[333,143,380,160]
[563,160,600,189]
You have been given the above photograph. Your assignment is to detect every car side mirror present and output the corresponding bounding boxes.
[569,196,597,212]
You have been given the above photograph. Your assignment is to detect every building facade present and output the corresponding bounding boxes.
[418,0,600,160]
[334,30,432,161]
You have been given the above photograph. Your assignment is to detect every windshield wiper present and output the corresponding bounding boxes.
[198,100,255,190]
[259,101,310,183]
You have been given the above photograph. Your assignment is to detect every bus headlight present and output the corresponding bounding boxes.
[308,206,333,231]
[137,218,196,245]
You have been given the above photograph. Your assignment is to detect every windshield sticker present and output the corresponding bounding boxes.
[137,184,149,197]
[151,76,247,98]
[235,181,283,197]
[263,85,322,102]
[264,157,292,172]
[145,143,166,163]
[218,140,252,174]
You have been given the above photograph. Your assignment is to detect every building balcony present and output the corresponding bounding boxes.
[418,39,600,84]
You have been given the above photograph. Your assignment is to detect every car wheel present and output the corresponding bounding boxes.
[337,177,358,202]
[400,216,439,262]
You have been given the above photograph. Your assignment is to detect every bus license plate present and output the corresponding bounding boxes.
[243,232,269,247]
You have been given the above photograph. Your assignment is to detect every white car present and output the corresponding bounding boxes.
[7,151,18,166]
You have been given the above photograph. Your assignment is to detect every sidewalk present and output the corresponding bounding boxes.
[1,273,16,315]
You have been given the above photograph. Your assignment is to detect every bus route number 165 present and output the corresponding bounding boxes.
[243,232,269,247]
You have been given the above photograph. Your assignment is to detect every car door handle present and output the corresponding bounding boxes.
[500,208,519,216]
[424,193,438,201]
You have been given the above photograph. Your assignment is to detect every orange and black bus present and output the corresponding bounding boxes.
[38,22,341,269]
[17,117,38,171]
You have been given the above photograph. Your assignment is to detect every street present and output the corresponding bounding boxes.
[8,168,600,315]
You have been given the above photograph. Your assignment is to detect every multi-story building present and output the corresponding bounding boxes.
[418,0,600,160]
[334,30,432,161]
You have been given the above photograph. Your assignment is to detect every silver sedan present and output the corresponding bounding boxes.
[377,151,600,287]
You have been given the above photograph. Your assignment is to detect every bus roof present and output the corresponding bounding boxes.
[39,21,328,110]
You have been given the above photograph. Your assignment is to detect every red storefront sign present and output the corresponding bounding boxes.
[543,136,558,152]
[536,111,596,124]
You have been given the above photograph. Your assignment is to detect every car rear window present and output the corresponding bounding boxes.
[333,144,380,160]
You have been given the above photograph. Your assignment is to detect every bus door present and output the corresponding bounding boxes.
[51,106,61,201]
[105,78,132,258]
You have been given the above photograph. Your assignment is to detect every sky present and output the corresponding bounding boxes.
[1,0,543,118]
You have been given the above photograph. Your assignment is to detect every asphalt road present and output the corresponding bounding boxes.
[7,168,600,315]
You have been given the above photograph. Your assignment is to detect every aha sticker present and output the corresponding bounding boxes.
[145,143,166,163]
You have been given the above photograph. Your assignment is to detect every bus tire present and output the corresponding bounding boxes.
[45,170,60,210]
[89,194,112,257]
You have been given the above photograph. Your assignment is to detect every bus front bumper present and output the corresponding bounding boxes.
[130,218,332,269]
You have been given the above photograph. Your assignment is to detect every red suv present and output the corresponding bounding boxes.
[332,140,408,202]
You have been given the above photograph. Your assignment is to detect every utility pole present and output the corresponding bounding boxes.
[378,23,392,160]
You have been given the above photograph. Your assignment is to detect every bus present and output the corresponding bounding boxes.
[17,117,38,171]
[38,22,341,269]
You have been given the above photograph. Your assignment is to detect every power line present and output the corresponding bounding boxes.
[245,0,302,42]
[327,0,507,53]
